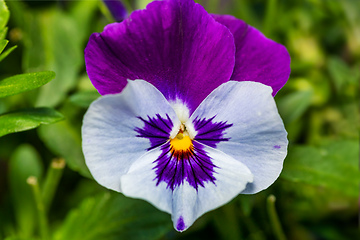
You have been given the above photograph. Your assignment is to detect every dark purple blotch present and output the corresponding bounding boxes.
[176,216,186,231]
[134,114,173,150]
[193,116,233,148]
[153,141,217,191]
[135,115,234,191]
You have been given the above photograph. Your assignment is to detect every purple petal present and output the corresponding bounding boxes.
[103,0,128,22]
[85,0,235,113]
[212,15,291,96]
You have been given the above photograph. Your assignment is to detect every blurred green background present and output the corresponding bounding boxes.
[0,0,359,239]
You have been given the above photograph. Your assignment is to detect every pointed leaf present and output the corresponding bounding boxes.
[54,192,172,240]
[0,71,55,98]
[0,107,64,137]
[0,38,8,54]
[0,45,17,62]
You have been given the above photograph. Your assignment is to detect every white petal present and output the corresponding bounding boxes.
[172,143,253,231]
[120,142,253,232]
[189,81,288,194]
[120,148,173,213]
[82,80,180,192]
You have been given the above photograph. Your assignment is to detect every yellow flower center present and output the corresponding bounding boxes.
[170,133,193,151]
[169,127,194,161]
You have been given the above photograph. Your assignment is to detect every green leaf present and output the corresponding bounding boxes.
[0,45,17,62]
[23,10,83,107]
[327,57,351,92]
[54,192,172,240]
[0,26,7,40]
[5,238,38,240]
[277,90,313,124]
[69,91,100,108]
[0,0,9,30]
[38,121,92,178]
[281,140,359,197]
[0,71,55,98]
[8,144,43,238]
[69,0,99,42]
[0,107,64,137]
[0,38,8,54]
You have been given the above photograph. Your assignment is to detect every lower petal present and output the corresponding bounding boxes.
[121,141,253,232]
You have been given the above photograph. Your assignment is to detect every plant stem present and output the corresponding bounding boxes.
[42,158,65,212]
[27,176,49,240]
[267,195,286,240]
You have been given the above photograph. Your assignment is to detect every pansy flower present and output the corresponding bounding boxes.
[82,0,290,232]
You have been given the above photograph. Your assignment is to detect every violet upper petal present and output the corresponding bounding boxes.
[85,0,235,113]
[212,14,291,96]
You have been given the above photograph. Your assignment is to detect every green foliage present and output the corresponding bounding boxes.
[69,91,101,108]
[38,120,91,178]
[0,0,9,30]
[0,0,359,240]
[8,144,43,238]
[54,192,172,240]
[0,108,64,137]
[0,0,61,139]
[0,45,17,62]
[23,10,83,107]
[281,140,359,197]
[21,0,98,107]
[0,71,55,98]
[0,38,8,53]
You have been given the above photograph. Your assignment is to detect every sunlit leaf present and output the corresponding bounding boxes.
[38,120,92,178]
[0,26,7,40]
[54,192,172,240]
[281,140,359,197]
[0,38,8,54]
[0,71,55,98]
[8,144,43,237]
[0,0,9,30]
[0,107,64,137]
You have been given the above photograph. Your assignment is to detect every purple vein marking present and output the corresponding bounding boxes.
[193,116,233,148]
[134,114,173,150]
[153,141,216,191]
[134,114,232,190]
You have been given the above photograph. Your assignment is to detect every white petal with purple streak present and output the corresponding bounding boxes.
[190,81,288,194]
[82,80,180,192]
